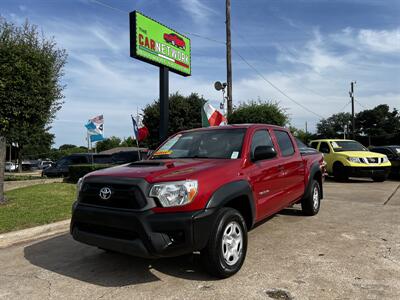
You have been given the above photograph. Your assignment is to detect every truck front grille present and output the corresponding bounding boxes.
[79,182,147,210]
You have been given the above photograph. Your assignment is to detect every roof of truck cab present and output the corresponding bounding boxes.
[181,124,287,133]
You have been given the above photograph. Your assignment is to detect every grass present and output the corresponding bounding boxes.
[0,183,76,233]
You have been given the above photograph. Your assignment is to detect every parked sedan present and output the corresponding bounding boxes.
[370,145,400,177]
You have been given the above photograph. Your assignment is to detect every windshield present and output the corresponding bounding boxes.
[151,129,246,159]
[330,141,367,152]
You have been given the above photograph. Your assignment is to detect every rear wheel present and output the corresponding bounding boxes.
[333,162,348,181]
[301,180,321,216]
[201,208,247,278]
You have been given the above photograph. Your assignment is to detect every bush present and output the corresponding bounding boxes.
[229,100,289,126]
[4,175,41,181]
[68,164,112,183]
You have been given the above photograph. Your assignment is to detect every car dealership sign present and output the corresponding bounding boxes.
[130,11,191,76]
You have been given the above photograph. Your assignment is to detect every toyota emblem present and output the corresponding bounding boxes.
[99,187,112,200]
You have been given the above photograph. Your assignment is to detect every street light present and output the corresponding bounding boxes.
[214,81,227,116]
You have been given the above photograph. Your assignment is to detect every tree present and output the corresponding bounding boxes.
[20,131,54,160]
[0,18,67,202]
[96,136,122,152]
[289,126,314,144]
[59,144,78,151]
[316,112,352,138]
[228,100,289,126]
[356,104,400,144]
[142,93,206,149]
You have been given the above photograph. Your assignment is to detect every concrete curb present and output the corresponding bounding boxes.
[4,178,64,192]
[0,219,70,249]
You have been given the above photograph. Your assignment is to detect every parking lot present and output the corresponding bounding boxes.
[0,179,399,300]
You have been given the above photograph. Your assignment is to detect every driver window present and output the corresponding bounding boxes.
[250,130,274,158]
[319,142,330,154]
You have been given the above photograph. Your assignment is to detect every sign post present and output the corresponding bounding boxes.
[130,11,191,142]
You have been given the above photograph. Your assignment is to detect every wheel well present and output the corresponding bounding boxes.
[333,161,343,170]
[313,171,323,199]
[224,196,253,230]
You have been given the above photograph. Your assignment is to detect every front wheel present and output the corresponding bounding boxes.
[301,180,321,216]
[201,208,247,278]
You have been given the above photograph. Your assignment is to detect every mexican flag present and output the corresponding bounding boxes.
[201,103,227,127]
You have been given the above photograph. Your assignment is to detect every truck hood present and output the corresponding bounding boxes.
[86,159,240,183]
[334,151,387,158]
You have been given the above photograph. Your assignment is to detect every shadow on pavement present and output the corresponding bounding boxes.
[24,233,213,287]
[324,177,373,183]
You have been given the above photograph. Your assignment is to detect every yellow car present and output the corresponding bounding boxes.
[309,139,391,182]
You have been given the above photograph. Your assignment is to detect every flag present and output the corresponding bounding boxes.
[131,115,149,142]
[138,126,149,141]
[85,115,104,142]
[131,115,139,140]
[202,103,227,127]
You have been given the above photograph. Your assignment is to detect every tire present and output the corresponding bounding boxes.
[301,180,321,216]
[201,208,247,278]
[333,162,348,181]
[371,175,387,182]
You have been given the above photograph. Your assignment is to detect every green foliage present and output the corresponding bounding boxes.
[96,136,122,152]
[59,144,78,151]
[316,112,352,138]
[45,146,87,161]
[356,104,400,137]
[68,164,111,183]
[0,18,67,141]
[289,126,314,144]
[1,183,75,233]
[142,92,206,149]
[4,175,41,181]
[229,100,289,126]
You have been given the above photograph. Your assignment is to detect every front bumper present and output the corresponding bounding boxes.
[345,166,390,178]
[70,202,217,258]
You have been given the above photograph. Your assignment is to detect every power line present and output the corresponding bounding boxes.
[338,100,351,112]
[90,0,127,14]
[232,48,325,119]
[355,99,368,109]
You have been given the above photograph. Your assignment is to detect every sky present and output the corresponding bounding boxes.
[1,0,399,147]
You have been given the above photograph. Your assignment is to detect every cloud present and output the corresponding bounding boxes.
[358,28,400,53]
[178,0,216,24]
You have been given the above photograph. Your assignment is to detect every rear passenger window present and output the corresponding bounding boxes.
[274,130,295,156]
[250,130,274,155]
[310,142,318,149]
[319,142,330,154]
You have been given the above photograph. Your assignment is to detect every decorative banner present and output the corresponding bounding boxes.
[202,103,227,127]
[130,11,191,76]
[85,115,104,142]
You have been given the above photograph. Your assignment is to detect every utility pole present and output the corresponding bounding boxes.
[349,82,356,139]
[226,0,233,118]
[305,121,308,134]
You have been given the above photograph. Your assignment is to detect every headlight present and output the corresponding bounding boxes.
[76,177,84,196]
[347,157,363,163]
[382,156,389,163]
[149,180,198,207]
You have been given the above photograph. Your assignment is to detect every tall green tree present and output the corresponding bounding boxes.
[316,112,352,138]
[96,136,122,152]
[356,104,400,139]
[0,18,67,202]
[229,100,289,126]
[142,93,206,149]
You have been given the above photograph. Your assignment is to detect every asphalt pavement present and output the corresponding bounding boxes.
[0,178,399,299]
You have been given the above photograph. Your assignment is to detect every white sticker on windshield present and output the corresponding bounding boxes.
[396,148,400,154]
[231,151,239,159]
[331,142,339,148]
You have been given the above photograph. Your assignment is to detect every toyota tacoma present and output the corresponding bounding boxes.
[71,124,325,278]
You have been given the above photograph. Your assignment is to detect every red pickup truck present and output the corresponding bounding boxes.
[71,124,324,278]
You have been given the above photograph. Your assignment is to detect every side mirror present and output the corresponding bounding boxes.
[253,146,277,161]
